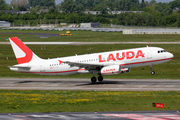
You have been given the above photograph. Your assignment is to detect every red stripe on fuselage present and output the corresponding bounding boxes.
[22,68,86,74]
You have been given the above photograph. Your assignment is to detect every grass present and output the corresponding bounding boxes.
[0,44,179,79]
[0,90,180,113]
[1,29,180,42]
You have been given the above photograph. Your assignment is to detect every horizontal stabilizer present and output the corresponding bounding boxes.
[8,64,31,69]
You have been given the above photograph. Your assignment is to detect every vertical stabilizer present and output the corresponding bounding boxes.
[9,37,41,64]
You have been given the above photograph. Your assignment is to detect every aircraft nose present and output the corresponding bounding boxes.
[169,52,174,59]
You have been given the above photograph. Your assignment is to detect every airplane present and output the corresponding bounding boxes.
[9,37,174,83]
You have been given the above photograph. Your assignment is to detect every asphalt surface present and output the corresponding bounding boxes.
[0,111,180,120]
[0,78,180,91]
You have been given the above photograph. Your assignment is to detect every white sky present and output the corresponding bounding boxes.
[5,0,174,5]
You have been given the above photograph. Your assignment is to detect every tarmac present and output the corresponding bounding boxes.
[0,111,180,120]
[0,78,180,91]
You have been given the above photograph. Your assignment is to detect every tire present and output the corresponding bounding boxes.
[91,77,97,83]
[98,76,103,82]
[151,71,155,75]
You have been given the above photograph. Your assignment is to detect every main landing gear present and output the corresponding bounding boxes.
[150,65,155,75]
[91,76,97,83]
[91,75,103,83]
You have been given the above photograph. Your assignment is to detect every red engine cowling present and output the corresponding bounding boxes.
[100,65,130,75]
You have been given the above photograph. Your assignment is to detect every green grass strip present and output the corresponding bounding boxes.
[0,90,180,113]
[1,29,180,42]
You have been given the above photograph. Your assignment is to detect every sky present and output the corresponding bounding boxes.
[5,0,63,5]
[4,0,175,5]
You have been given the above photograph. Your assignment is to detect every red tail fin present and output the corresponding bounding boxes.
[9,37,41,64]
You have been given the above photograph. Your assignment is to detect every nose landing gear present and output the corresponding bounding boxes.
[150,65,155,75]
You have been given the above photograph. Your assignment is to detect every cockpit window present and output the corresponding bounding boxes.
[158,50,166,53]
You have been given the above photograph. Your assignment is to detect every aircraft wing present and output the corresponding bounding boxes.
[63,61,120,70]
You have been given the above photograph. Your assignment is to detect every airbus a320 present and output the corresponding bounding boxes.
[9,37,173,83]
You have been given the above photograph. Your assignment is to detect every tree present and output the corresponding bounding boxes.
[99,4,108,14]
[162,6,173,15]
[0,5,6,10]
[146,14,156,26]
[0,0,9,10]
[0,0,5,5]
[11,0,28,9]
[139,0,146,9]
[61,0,76,13]
[113,0,139,11]
[159,17,166,26]
[149,0,156,6]
[48,8,58,14]
[117,13,125,25]
[74,3,84,13]
[28,0,55,8]
[177,14,180,27]
[17,5,27,11]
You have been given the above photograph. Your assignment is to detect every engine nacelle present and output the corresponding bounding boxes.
[120,68,130,73]
[100,65,130,75]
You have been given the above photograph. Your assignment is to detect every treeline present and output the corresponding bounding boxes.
[0,10,111,25]
[113,12,180,27]
[60,0,140,13]
[1,0,180,27]
[59,0,180,14]
[1,8,180,27]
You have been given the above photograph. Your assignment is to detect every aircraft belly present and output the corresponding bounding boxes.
[42,66,80,75]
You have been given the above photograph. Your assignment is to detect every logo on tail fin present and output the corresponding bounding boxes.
[9,37,33,64]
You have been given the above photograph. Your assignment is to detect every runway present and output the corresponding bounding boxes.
[0,78,180,91]
[0,111,180,120]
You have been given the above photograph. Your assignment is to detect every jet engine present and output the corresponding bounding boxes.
[100,65,130,75]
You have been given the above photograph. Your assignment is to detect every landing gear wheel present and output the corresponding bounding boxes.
[91,76,97,83]
[98,75,103,82]
[150,65,155,75]
[151,71,155,75]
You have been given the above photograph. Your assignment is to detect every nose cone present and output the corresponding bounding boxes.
[168,52,174,59]
[171,53,174,58]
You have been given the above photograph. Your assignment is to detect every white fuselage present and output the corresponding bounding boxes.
[10,47,173,75]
